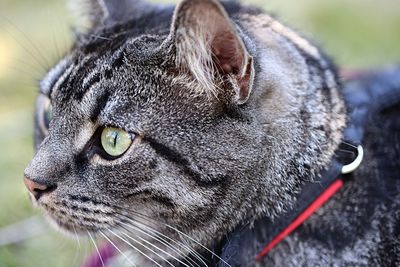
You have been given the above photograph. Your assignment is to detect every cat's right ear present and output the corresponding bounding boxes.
[71,0,151,28]
[165,0,255,105]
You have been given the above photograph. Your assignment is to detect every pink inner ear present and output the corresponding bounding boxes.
[211,28,253,104]
[212,31,244,75]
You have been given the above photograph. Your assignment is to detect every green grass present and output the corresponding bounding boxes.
[0,0,399,266]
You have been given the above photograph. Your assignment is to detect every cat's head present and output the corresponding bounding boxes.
[25,0,261,251]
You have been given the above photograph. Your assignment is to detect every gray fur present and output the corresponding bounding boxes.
[24,0,398,266]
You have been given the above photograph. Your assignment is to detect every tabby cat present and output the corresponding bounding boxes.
[24,0,400,266]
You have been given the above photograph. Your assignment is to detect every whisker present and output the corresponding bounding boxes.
[88,231,105,267]
[100,230,137,267]
[121,216,204,267]
[72,224,81,249]
[114,207,223,266]
[90,34,112,41]
[0,16,49,72]
[341,141,358,149]
[337,149,356,154]
[72,225,82,266]
[47,9,62,64]
[163,223,231,267]
[10,56,45,77]
[119,228,175,267]
[5,15,52,67]
[180,235,203,264]
[108,229,163,267]
[116,219,195,267]
[115,212,207,267]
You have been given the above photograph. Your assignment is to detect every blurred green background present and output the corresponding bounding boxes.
[0,0,399,266]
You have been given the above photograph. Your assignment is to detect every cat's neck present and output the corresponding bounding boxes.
[240,13,347,219]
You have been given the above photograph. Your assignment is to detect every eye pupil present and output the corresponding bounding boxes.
[112,131,118,147]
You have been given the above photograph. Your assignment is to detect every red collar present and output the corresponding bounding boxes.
[256,144,363,261]
[256,179,343,261]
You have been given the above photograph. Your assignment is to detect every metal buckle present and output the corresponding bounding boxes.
[341,145,364,174]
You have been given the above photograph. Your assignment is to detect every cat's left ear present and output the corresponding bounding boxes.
[168,0,254,104]
[73,0,152,28]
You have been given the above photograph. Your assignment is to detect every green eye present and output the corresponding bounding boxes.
[101,127,133,157]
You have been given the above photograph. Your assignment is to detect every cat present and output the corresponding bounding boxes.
[23,0,400,266]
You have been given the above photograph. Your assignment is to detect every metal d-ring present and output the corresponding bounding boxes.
[341,145,364,174]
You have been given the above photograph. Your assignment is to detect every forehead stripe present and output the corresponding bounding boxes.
[90,90,111,122]
[50,63,75,100]
[49,55,93,100]
[77,46,127,102]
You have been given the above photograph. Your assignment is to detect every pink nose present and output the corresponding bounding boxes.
[23,175,56,200]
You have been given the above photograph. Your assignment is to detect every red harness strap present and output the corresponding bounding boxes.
[256,179,344,261]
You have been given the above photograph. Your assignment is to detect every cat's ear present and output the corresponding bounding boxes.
[73,0,151,28]
[168,0,254,104]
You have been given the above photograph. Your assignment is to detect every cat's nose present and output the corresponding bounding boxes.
[23,175,57,200]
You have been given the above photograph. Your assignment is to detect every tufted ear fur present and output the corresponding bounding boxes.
[169,0,254,104]
[73,0,153,28]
